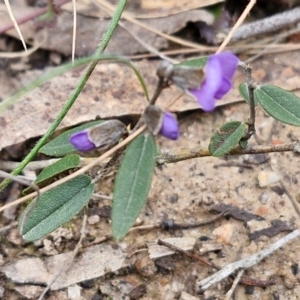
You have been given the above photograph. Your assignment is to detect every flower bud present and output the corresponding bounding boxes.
[159,112,179,140]
[143,105,179,140]
[69,120,128,152]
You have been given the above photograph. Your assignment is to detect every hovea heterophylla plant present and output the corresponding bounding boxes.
[8,47,300,241]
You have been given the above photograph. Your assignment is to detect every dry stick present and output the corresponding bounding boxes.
[38,214,88,300]
[197,229,299,291]
[0,125,146,214]
[231,6,300,42]
[158,239,219,269]
[157,142,299,165]
[157,239,271,288]
[217,0,257,53]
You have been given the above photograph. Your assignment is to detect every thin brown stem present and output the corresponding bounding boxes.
[157,142,299,165]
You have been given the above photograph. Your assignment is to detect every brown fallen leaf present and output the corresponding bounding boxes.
[3,6,213,56]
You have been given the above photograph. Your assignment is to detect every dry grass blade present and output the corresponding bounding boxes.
[3,0,27,51]
[217,0,256,53]
[95,0,209,51]
[72,0,77,63]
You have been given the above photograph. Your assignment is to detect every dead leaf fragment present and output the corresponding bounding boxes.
[1,244,128,290]
[249,219,295,240]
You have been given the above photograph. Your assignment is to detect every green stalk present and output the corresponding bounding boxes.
[0,0,127,191]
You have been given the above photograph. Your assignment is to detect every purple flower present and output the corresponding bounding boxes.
[189,52,239,112]
[69,130,96,152]
[159,112,179,140]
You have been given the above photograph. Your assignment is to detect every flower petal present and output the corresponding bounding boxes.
[210,52,239,80]
[189,57,223,111]
[69,131,96,151]
[189,85,216,112]
[160,113,179,140]
[214,78,231,99]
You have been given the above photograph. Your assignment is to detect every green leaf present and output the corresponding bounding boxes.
[35,154,81,185]
[39,120,103,156]
[209,121,247,157]
[20,175,94,241]
[175,57,208,68]
[255,85,300,126]
[23,154,81,194]
[238,82,258,106]
[112,133,156,240]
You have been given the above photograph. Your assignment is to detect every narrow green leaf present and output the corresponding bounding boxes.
[238,82,258,106]
[39,120,103,156]
[255,85,300,126]
[112,133,156,240]
[20,175,94,241]
[23,154,81,194]
[35,154,81,185]
[175,57,208,68]
[209,121,247,157]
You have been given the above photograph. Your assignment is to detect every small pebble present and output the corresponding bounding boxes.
[257,171,279,187]
[68,284,82,300]
[259,191,269,204]
[212,223,233,244]
[88,215,100,225]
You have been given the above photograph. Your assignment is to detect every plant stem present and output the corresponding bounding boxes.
[240,62,256,141]
[0,0,127,191]
[157,142,299,165]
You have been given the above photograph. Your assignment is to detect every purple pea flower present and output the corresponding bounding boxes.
[159,112,179,140]
[69,130,96,152]
[189,52,239,112]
